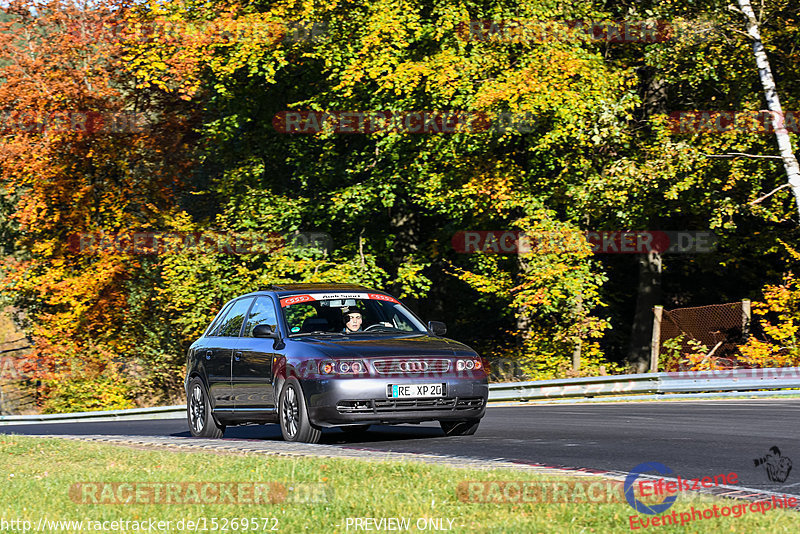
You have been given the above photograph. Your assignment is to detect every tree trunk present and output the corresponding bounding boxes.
[628,251,662,372]
[515,253,533,346]
[737,0,800,218]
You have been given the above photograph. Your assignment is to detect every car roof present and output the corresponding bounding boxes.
[242,283,381,298]
[267,283,371,291]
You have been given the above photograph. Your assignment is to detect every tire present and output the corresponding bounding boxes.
[440,419,481,436]
[339,424,371,434]
[279,378,322,443]
[187,377,225,438]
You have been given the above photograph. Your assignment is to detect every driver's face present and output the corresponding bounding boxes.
[345,313,362,331]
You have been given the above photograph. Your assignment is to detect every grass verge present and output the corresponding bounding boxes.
[0,435,797,533]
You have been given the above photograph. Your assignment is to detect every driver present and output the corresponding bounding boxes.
[342,307,365,333]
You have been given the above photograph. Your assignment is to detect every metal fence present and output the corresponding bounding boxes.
[651,300,754,371]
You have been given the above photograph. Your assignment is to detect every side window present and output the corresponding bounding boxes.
[205,301,234,337]
[244,297,279,337]
[284,303,319,333]
[216,298,254,338]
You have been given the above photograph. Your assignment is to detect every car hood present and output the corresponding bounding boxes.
[291,334,477,359]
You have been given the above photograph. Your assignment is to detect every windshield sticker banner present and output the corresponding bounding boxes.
[280,293,399,307]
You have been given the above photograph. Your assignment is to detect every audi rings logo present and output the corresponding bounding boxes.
[398,361,429,373]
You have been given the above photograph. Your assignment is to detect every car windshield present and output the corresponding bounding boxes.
[280,292,427,336]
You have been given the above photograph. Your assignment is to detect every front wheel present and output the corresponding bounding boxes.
[279,378,322,443]
[440,419,480,436]
[187,377,225,438]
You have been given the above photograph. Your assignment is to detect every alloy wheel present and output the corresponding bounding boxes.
[282,385,299,438]
[190,384,205,433]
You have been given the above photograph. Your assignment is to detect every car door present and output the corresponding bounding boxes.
[206,297,254,410]
[190,299,232,391]
[232,296,281,411]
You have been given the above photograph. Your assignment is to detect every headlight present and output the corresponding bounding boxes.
[319,360,367,375]
[456,358,484,372]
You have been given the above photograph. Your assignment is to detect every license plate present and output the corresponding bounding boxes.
[388,383,445,398]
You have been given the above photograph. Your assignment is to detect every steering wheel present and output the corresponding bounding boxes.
[364,322,395,332]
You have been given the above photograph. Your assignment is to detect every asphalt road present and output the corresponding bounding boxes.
[2,399,799,494]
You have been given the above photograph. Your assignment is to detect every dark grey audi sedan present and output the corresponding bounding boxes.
[185,283,489,443]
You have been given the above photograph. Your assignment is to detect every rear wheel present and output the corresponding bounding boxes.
[279,378,322,443]
[187,377,225,438]
[440,419,480,436]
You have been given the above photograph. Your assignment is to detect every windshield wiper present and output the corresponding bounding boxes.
[291,331,346,337]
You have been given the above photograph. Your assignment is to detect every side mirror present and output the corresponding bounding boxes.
[428,321,447,336]
[253,324,280,339]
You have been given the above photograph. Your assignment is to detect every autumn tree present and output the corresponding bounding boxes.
[0,0,194,410]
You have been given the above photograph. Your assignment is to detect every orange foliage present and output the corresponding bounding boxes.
[0,1,192,409]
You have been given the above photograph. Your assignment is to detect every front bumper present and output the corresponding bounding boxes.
[301,376,488,427]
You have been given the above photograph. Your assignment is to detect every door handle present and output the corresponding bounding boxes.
[234,351,242,361]
[205,350,212,360]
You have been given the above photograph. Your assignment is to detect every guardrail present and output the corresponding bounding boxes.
[488,367,800,402]
[488,372,659,402]
[0,405,185,425]
[2,367,799,423]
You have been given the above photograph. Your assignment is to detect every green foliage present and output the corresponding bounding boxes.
[658,334,720,372]
[659,335,688,372]
[739,243,800,367]
[37,343,134,413]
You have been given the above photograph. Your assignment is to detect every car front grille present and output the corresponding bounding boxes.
[374,398,457,411]
[455,397,485,409]
[372,359,450,374]
[336,397,485,414]
[336,400,375,414]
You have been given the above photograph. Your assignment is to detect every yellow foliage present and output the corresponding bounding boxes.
[739,271,800,368]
